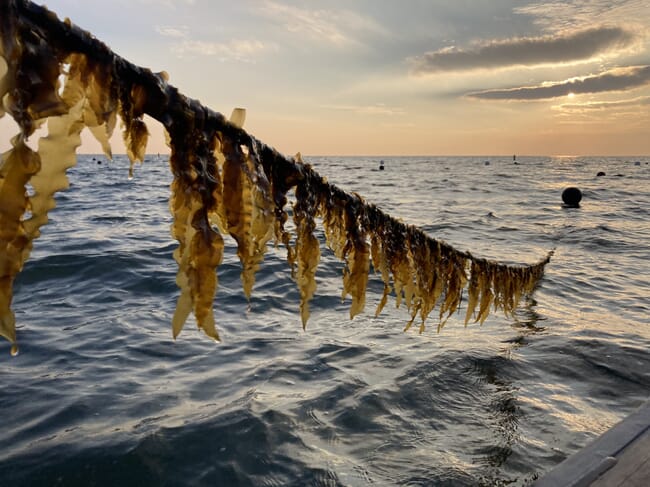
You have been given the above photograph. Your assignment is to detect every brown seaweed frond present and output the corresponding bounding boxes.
[0,0,554,353]
[219,126,274,300]
[0,137,40,355]
[292,165,322,327]
[367,205,392,318]
[320,185,371,319]
[165,96,224,340]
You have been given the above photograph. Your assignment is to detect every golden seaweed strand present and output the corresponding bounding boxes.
[0,3,71,353]
[0,139,41,354]
[366,204,393,317]
[258,145,301,274]
[165,95,224,340]
[293,165,322,327]
[340,192,371,319]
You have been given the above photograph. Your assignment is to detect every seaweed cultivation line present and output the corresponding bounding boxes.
[0,0,553,355]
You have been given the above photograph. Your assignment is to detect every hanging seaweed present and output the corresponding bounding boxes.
[0,0,553,354]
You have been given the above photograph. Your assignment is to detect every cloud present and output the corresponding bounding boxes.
[171,39,272,62]
[155,25,189,38]
[256,1,385,47]
[138,0,195,8]
[411,26,637,74]
[554,95,650,112]
[466,65,650,100]
[321,103,405,116]
[515,1,650,33]
[154,22,272,62]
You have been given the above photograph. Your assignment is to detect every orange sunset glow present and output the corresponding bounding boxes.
[1,0,649,156]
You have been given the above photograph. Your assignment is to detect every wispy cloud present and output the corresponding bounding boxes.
[171,39,272,62]
[554,95,650,112]
[155,25,189,38]
[155,23,271,62]
[256,1,385,47]
[516,0,650,33]
[138,0,195,8]
[411,26,637,74]
[466,65,650,100]
[321,103,405,116]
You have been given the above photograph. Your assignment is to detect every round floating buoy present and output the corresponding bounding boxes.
[484,160,490,165]
[379,160,385,170]
[597,171,605,177]
[562,187,582,207]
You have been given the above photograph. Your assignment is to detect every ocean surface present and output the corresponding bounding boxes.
[1,154,649,486]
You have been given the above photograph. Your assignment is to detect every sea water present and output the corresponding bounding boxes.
[1,155,649,486]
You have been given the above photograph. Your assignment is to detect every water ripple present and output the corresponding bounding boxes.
[2,155,649,486]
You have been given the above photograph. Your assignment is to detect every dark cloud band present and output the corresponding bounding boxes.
[412,26,636,74]
[466,65,650,100]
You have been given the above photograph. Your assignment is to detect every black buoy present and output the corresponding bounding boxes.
[634,161,641,166]
[562,187,582,207]
[379,160,384,170]
[596,171,606,177]
[484,160,490,165]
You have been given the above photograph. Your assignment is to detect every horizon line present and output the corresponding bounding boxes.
[78,153,650,159]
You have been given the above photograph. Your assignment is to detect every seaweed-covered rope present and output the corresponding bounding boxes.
[0,0,552,355]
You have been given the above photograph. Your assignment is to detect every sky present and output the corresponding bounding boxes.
[2,0,649,156]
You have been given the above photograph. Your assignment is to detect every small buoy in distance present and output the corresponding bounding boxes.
[484,160,490,165]
[562,187,582,207]
[379,160,384,170]
[596,171,605,177]
[634,161,641,166]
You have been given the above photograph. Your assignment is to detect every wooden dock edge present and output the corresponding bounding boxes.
[534,398,650,486]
